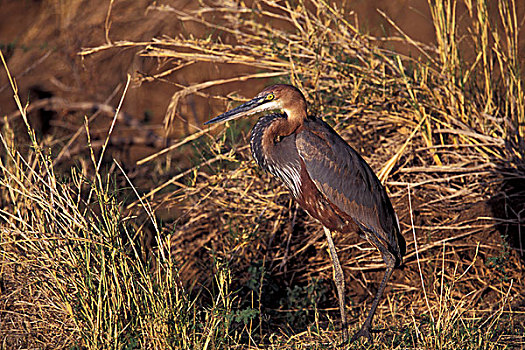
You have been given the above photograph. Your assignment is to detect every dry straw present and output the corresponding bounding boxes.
[2,0,524,348]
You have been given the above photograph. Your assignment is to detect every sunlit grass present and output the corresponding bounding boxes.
[1,0,524,348]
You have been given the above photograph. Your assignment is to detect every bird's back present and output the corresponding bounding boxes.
[296,117,405,265]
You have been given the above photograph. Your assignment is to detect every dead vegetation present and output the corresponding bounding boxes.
[1,0,525,349]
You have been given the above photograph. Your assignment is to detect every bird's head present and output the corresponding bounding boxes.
[205,84,307,125]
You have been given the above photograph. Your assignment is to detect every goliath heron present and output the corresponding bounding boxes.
[205,84,405,343]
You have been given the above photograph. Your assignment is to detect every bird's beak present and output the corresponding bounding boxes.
[205,96,269,125]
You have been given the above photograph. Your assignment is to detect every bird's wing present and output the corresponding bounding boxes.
[296,119,401,253]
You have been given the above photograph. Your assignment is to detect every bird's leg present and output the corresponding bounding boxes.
[350,263,395,343]
[323,227,348,343]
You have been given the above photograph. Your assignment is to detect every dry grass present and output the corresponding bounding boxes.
[1,0,525,349]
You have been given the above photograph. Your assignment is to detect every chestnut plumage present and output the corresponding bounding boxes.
[205,84,405,344]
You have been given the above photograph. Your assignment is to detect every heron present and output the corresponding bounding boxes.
[205,84,406,344]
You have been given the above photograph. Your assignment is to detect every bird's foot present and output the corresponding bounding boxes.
[349,322,373,344]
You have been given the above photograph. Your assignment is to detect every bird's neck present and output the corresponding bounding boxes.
[250,114,293,169]
[250,108,306,169]
[259,115,300,163]
[250,113,303,198]
[283,102,307,133]
[270,116,298,137]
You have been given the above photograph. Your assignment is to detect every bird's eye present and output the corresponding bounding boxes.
[266,93,274,101]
